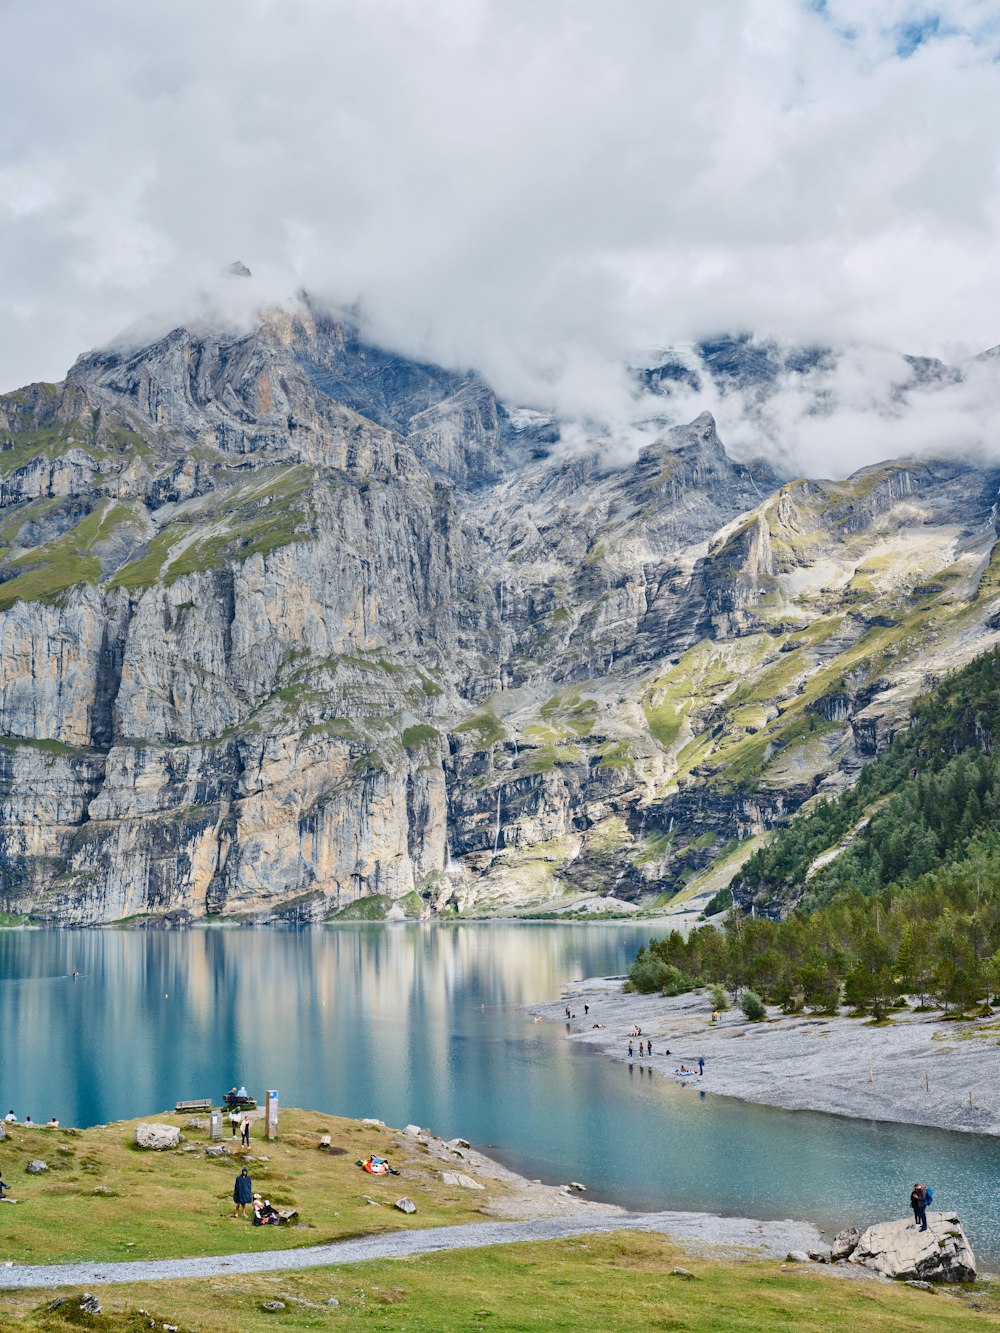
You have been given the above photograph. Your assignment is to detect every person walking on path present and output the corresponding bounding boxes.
[910,1183,928,1232]
[240,1116,251,1148]
[628,1041,633,1060]
[698,1056,704,1076]
[647,1039,653,1056]
[233,1167,252,1218]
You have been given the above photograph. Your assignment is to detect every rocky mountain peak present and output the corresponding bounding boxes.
[2,316,1000,923]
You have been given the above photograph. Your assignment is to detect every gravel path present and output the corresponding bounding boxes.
[535,980,1000,1134]
[0,1212,821,1290]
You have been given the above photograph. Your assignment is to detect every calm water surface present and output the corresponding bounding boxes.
[3,923,1000,1261]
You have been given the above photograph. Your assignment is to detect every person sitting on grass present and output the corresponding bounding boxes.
[253,1194,280,1225]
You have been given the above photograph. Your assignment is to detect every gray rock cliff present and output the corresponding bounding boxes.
[3,306,1000,922]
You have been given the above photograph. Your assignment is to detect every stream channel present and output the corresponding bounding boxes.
[3,922,1000,1261]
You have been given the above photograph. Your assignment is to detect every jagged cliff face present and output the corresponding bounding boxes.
[2,306,1000,923]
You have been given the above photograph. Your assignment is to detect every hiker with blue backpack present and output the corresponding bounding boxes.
[910,1182,932,1231]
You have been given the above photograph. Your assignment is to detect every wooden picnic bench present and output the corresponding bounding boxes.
[175,1099,213,1113]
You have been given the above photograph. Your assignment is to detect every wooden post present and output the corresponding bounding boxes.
[868,1058,873,1084]
[925,1072,929,1092]
[969,1090,974,1109]
[264,1089,279,1141]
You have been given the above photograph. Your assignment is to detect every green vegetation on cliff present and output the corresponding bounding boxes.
[738,647,1000,911]
[633,649,1000,1018]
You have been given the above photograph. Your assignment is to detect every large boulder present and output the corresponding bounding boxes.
[134,1123,181,1150]
[849,1213,976,1283]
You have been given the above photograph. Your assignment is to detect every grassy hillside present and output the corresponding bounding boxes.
[5,1234,1000,1331]
[1,1112,999,1329]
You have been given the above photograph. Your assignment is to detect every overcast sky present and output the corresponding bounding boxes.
[3,0,1000,470]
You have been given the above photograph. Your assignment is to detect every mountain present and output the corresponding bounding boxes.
[2,305,1000,924]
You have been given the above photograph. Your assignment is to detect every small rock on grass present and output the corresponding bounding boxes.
[905,1281,937,1293]
[442,1171,484,1190]
[26,1160,48,1174]
[671,1267,695,1279]
[394,1197,417,1214]
[807,1247,832,1263]
[261,1300,286,1311]
[786,1251,810,1263]
[78,1294,100,1314]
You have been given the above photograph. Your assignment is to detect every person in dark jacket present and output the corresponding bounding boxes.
[233,1166,253,1218]
[910,1183,927,1231]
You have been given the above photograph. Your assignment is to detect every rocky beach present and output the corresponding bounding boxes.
[532,979,1000,1137]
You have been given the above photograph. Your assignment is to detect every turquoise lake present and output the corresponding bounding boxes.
[3,922,1000,1261]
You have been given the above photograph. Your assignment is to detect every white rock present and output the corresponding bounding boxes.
[361,1118,384,1129]
[442,1171,484,1190]
[394,1197,417,1214]
[134,1123,181,1150]
[849,1213,976,1283]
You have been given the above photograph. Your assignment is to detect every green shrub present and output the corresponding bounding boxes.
[626,953,698,996]
[740,989,766,1021]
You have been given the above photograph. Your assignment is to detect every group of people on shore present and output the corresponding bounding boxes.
[4,1110,58,1127]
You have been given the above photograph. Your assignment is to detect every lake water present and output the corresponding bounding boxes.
[4,922,1000,1261]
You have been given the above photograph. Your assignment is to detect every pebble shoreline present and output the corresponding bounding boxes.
[531,979,1000,1135]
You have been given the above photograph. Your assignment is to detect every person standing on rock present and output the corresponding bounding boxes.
[910,1183,928,1232]
[233,1166,252,1218]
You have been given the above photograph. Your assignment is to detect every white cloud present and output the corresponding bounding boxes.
[2,0,1000,476]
